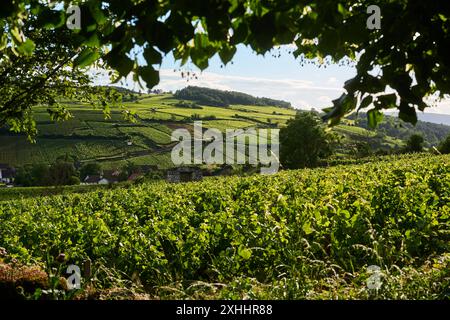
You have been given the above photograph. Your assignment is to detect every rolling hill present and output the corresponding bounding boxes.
[0,91,296,169]
[0,87,449,170]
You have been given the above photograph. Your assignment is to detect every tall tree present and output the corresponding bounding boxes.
[79,162,102,181]
[280,111,334,169]
[48,159,79,186]
[405,134,425,153]
[438,134,450,154]
[0,26,119,138]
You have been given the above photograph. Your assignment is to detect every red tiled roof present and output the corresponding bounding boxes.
[127,173,142,181]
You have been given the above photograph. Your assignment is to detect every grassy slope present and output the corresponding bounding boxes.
[0,93,448,169]
[0,94,297,168]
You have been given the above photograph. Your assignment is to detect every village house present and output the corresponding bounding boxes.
[83,175,102,185]
[102,169,120,184]
[82,169,121,185]
[0,164,15,185]
[127,172,143,182]
[166,167,203,183]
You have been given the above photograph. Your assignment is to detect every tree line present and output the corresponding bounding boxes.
[351,114,450,148]
[13,159,164,187]
[174,86,292,109]
[15,157,80,187]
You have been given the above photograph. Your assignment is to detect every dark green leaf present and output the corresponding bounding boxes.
[399,102,418,125]
[374,93,397,109]
[367,108,383,128]
[36,9,65,29]
[143,46,162,65]
[322,93,357,126]
[73,49,99,68]
[104,49,134,77]
[139,66,160,89]
[17,39,35,55]
[231,21,248,44]
[151,21,174,53]
[359,75,385,93]
[219,45,236,65]
[358,95,373,111]
[88,2,107,24]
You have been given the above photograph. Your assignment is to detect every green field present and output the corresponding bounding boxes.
[0,93,297,169]
[0,92,448,170]
[0,154,448,299]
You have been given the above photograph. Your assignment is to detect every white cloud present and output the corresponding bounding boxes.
[295,100,313,108]
[91,67,450,115]
[327,77,338,84]
[152,69,344,109]
[317,95,332,104]
[426,98,450,115]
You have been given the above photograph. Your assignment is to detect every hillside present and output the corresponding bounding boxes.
[333,113,450,157]
[417,113,450,126]
[352,113,450,147]
[174,86,293,108]
[0,92,296,169]
[0,87,449,170]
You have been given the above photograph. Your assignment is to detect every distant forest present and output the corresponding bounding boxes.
[174,86,292,109]
[351,113,450,147]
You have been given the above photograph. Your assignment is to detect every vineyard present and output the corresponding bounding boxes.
[0,93,296,168]
[0,91,449,169]
[0,153,449,299]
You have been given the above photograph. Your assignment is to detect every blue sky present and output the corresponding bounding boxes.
[106,44,450,115]
[156,44,355,110]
